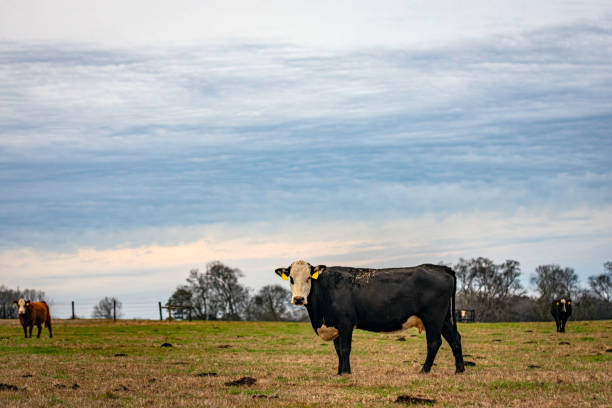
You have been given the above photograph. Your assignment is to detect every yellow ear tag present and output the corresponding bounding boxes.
[281,273,288,281]
[312,271,319,280]
[556,302,559,305]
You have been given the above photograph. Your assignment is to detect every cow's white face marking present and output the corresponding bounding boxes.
[560,298,567,312]
[317,325,339,341]
[289,260,312,305]
[15,299,27,315]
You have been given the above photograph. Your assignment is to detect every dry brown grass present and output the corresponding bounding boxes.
[0,319,610,407]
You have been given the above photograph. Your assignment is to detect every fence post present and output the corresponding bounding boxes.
[71,301,75,319]
[113,299,116,321]
[158,302,163,321]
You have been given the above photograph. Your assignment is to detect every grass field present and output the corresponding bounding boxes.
[0,319,610,407]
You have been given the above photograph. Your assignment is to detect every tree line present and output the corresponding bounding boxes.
[2,259,610,322]
[454,258,611,322]
[166,261,306,322]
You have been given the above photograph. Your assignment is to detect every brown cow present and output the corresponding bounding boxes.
[13,299,53,338]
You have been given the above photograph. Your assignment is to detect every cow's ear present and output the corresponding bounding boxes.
[25,300,31,306]
[13,300,18,306]
[275,268,289,281]
[312,265,326,280]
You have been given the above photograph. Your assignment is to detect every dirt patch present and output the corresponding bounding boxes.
[217,344,231,349]
[113,385,129,392]
[395,395,435,405]
[0,384,18,391]
[195,372,217,377]
[224,377,257,386]
[252,394,279,399]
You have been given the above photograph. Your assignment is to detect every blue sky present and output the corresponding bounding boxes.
[1,1,611,318]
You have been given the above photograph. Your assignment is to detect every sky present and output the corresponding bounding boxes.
[1,0,611,318]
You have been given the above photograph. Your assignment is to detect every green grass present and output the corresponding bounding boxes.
[0,319,610,407]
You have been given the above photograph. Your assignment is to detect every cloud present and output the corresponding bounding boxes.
[1,206,610,310]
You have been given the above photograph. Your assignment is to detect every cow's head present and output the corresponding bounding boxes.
[556,298,572,313]
[275,260,326,305]
[13,299,30,316]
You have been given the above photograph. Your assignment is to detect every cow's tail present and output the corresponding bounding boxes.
[40,301,51,327]
[452,270,457,330]
[441,265,457,329]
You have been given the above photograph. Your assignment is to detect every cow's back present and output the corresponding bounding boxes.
[327,265,454,332]
[32,301,50,325]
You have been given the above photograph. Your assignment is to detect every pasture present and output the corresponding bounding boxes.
[0,319,610,407]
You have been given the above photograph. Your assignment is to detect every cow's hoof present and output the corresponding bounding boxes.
[455,367,465,374]
[419,368,431,374]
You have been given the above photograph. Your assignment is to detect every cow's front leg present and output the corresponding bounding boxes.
[28,326,33,338]
[22,325,27,338]
[333,328,353,375]
[36,324,42,338]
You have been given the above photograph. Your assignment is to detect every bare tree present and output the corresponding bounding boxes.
[185,268,218,319]
[531,264,579,300]
[454,257,524,321]
[588,261,612,303]
[166,286,193,320]
[206,261,250,320]
[180,261,250,320]
[92,297,122,319]
[248,285,292,321]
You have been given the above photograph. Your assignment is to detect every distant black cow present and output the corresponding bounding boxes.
[551,298,572,333]
[13,299,53,338]
[275,260,465,375]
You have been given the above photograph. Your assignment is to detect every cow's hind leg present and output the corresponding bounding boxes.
[28,326,33,338]
[36,324,42,338]
[421,321,442,373]
[441,319,465,373]
[47,319,53,338]
[333,328,353,375]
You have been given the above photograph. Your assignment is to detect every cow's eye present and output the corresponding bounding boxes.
[289,276,294,284]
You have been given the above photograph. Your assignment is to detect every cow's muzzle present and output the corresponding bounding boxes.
[293,297,305,305]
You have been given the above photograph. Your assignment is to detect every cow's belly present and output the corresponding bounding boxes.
[356,314,424,333]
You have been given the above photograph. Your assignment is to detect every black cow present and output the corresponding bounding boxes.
[551,298,572,333]
[275,260,465,375]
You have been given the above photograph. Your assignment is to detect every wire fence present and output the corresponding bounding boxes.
[1,300,167,321]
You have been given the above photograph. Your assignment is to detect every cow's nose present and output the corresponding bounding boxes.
[293,297,304,305]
